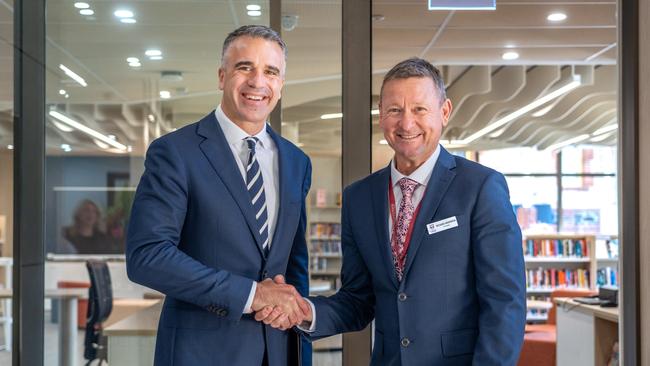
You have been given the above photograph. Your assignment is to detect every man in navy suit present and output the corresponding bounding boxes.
[126,25,312,366]
[258,58,526,365]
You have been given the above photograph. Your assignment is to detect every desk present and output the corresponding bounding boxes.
[104,301,161,366]
[0,288,86,366]
[555,298,619,366]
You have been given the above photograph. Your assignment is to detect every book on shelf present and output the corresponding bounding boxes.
[597,267,618,287]
[526,267,590,289]
[309,223,341,238]
[310,239,342,255]
[310,257,341,272]
[523,237,589,258]
[315,189,327,208]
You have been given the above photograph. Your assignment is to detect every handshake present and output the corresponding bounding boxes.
[251,275,313,331]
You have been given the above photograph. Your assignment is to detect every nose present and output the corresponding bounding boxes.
[247,69,265,88]
[399,109,416,130]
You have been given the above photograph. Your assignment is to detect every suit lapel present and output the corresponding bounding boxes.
[401,148,457,284]
[196,112,265,257]
[370,167,400,289]
[266,125,291,257]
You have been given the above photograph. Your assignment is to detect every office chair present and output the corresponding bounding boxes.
[83,260,113,366]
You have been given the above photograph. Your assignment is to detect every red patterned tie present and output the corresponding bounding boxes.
[391,178,419,281]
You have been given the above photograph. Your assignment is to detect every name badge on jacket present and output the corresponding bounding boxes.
[427,216,458,235]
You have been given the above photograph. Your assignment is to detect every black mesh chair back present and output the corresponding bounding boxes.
[83,260,113,365]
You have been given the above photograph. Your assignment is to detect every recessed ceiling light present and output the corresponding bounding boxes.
[79,9,94,15]
[246,4,261,11]
[149,56,163,60]
[59,89,66,95]
[59,64,88,87]
[120,18,137,24]
[126,57,139,63]
[379,139,388,145]
[74,2,89,9]
[505,44,516,49]
[129,62,141,68]
[320,112,343,120]
[547,12,567,22]
[248,10,262,17]
[145,49,162,57]
[7,145,13,150]
[159,90,171,99]
[61,144,72,151]
[114,9,134,18]
[64,94,70,99]
[502,51,519,60]
[147,114,155,122]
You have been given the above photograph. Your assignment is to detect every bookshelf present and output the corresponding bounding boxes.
[595,235,618,288]
[0,215,5,256]
[307,190,343,290]
[523,234,597,322]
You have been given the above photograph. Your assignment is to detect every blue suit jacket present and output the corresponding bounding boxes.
[305,148,526,365]
[126,112,312,366]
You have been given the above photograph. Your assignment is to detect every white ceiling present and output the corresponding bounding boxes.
[0,0,617,156]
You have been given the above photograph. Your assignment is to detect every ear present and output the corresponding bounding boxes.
[218,67,225,90]
[440,98,453,128]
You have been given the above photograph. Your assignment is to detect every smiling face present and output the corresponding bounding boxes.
[379,76,453,174]
[218,36,285,133]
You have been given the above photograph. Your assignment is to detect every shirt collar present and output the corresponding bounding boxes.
[390,144,441,188]
[215,105,271,149]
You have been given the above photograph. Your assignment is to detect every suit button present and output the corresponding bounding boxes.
[398,293,407,301]
[401,337,410,348]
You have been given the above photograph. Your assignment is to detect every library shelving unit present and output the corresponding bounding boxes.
[523,234,597,322]
[595,234,619,288]
[307,192,342,291]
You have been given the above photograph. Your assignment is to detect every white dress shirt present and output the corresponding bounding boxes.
[301,145,443,332]
[214,106,279,314]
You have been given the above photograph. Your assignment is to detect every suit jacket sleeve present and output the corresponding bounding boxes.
[126,137,253,322]
[471,171,526,365]
[303,187,376,340]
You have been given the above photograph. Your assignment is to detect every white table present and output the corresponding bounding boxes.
[0,288,87,366]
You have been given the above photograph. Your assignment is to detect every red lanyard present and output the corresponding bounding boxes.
[388,176,423,254]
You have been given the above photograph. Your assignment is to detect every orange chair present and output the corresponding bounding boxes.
[517,289,596,366]
[58,281,91,329]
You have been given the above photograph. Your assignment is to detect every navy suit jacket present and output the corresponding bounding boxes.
[305,148,526,365]
[126,112,312,366]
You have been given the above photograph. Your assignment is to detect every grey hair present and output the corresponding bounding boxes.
[221,25,287,64]
[380,57,447,104]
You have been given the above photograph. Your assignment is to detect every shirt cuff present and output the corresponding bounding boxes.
[243,281,257,314]
[296,298,316,332]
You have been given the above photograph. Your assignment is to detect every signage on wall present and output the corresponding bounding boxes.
[428,0,496,10]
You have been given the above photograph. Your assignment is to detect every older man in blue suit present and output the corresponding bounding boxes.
[259,58,527,365]
[126,25,311,366]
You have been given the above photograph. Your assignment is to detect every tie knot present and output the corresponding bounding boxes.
[398,178,418,197]
[245,137,259,151]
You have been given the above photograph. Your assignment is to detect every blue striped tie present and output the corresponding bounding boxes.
[245,137,269,256]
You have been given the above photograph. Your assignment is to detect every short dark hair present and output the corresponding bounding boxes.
[221,25,287,64]
[380,57,447,104]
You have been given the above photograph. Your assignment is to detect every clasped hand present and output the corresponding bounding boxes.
[251,275,312,330]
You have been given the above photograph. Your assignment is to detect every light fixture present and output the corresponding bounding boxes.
[502,51,519,60]
[7,145,14,150]
[52,120,75,132]
[79,9,94,15]
[64,94,70,99]
[147,114,155,122]
[49,110,128,151]
[114,9,134,18]
[59,89,66,95]
[120,18,137,24]
[545,134,590,151]
[129,61,141,68]
[371,109,380,115]
[107,134,116,140]
[59,64,88,87]
[94,139,110,149]
[592,123,618,136]
[61,144,72,152]
[531,103,554,117]
[460,75,582,145]
[126,57,139,63]
[547,12,567,22]
[428,0,496,10]
[320,112,343,120]
[149,56,163,60]
[145,49,162,57]
[379,139,388,145]
[74,2,89,9]
[248,10,262,16]
[127,145,133,152]
[159,90,171,99]
[246,4,261,11]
